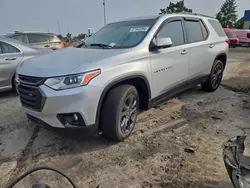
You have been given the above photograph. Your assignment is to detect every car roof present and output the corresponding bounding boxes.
[6,31,57,36]
[116,15,160,22]
[224,28,234,32]
[111,12,215,24]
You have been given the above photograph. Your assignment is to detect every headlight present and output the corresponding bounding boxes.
[44,69,101,90]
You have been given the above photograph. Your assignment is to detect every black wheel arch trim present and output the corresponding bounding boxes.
[214,53,227,63]
[95,74,151,125]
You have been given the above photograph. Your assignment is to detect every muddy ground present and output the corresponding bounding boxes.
[1,48,250,188]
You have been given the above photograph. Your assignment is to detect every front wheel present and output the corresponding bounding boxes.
[100,85,139,141]
[201,60,224,92]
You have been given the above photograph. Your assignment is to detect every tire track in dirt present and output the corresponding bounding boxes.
[6,126,40,185]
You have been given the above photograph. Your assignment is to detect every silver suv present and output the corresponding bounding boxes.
[16,13,228,141]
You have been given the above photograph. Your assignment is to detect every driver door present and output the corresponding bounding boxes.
[149,17,190,102]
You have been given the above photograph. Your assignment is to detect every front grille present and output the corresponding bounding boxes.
[18,74,46,86]
[17,75,46,112]
[230,40,237,44]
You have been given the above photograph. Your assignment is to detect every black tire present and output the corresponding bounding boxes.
[233,45,236,48]
[201,60,224,92]
[100,85,139,141]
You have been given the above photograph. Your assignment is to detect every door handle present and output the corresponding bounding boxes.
[181,50,188,55]
[209,44,214,48]
[5,57,17,61]
[45,45,50,47]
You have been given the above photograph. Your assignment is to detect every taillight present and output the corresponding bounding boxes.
[247,33,250,39]
[59,41,67,47]
[226,38,230,45]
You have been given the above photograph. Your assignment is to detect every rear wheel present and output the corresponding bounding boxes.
[100,85,139,141]
[201,60,224,92]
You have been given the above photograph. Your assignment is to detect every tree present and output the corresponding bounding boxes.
[216,0,237,28]
[66,33,72,42]
[57,34,64,41]
[234,17,244,29]
[160,0,192,14]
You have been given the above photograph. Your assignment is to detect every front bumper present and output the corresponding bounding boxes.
[19,84,102,128]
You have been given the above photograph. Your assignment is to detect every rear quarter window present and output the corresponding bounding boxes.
[208,20,226,37]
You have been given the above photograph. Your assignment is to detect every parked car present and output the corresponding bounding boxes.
[0,36,51,92]
[5,32,67,50]
[16,13,228,141]
[224,28,239,48]
[233,29,250,47]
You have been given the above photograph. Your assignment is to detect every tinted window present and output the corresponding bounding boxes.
[10,34,28,44]
[27,34,49,43]
[208,20,226,37]
[200,21,209,39]
[157,20,184,47]
[185,20,203,43]
[0,42,20,53]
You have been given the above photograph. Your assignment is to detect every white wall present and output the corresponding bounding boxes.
[243,21,250,29]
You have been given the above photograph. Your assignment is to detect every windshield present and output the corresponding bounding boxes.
[226,32,237,38]
[84,19,157,49]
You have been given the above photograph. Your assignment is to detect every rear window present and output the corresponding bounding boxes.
[0,41,20,53]
[225,32,237,38]
[208,20,226,37]
[27,34,49,43]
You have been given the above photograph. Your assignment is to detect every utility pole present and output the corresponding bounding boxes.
[103,0,106,25]
[57,20,61,35]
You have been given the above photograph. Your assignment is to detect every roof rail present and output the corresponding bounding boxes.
[178,12,215,19]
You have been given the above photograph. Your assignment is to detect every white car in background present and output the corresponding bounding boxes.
[233,29,250,46]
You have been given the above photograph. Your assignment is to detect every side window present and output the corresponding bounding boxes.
[27,34,49,43]
[200,21,209,39]
[11,34,28,44]
[0,42,20,53]
[208,20,226,37]
[185,20,203,43]
[157,20,184,47]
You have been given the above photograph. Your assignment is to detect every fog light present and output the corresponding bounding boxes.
[57,113,85,127]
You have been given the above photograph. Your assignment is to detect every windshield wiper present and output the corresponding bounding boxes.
[89,43,114,48]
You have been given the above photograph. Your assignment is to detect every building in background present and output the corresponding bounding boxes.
[243,10,250,29]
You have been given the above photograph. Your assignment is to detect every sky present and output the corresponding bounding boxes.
[0,0,249,35]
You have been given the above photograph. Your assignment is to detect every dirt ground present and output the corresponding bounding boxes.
[1,48,250,188]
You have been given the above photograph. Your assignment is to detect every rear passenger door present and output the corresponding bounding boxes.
[183,17,215,80]
[27,34,51,49]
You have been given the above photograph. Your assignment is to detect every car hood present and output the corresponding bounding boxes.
[17,47,131,77]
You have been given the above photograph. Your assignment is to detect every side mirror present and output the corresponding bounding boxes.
[152,37,173,50]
